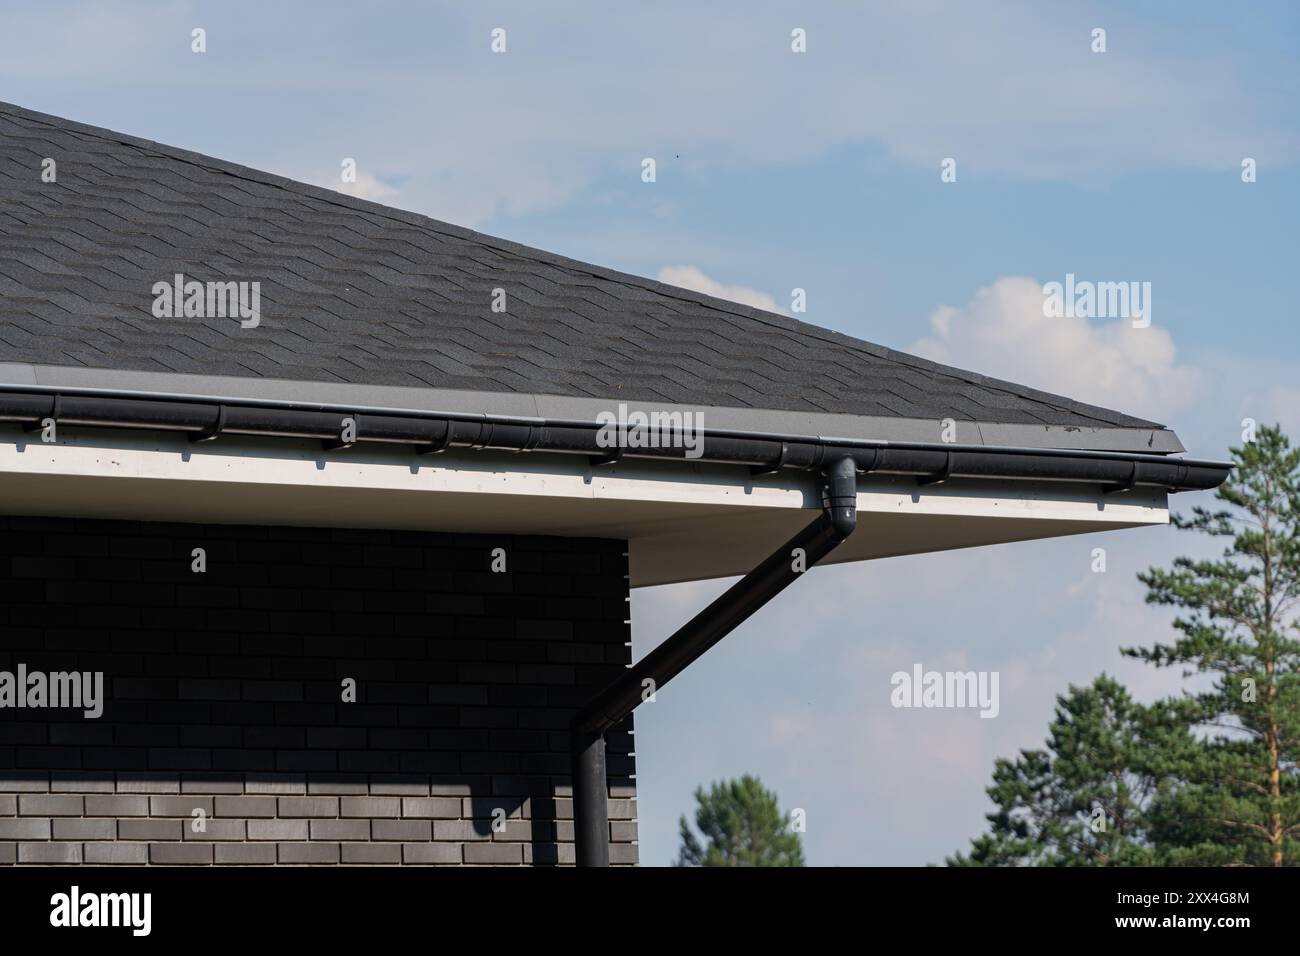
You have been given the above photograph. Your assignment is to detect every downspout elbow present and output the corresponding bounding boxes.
[822,456,858,539]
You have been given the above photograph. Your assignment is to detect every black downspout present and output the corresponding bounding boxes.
[570,456,860,866]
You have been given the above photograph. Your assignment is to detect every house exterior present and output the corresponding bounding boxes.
[0,101,1228,866]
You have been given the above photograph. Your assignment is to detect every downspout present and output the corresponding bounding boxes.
[569,456,860,866]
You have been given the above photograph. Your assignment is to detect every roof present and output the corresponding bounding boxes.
[0,101,1182,453]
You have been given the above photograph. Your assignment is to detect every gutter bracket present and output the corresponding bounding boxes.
[917,449,953,486]
[589,446,623,467]
[22,394,59,433]
[749,441,790,477]
[416,422,454,455]
[322,414,358,451]
[1105,460,1142,495]
[189,404,227,443]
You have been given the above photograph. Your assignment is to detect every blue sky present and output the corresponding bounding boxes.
[4,0,1299,864]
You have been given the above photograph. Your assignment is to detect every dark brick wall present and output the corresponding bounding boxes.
[0,516,636,865]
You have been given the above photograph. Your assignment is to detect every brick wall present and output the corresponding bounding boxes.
[0,516,636,865]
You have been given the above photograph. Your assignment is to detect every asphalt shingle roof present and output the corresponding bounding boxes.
[0,101,1163,432]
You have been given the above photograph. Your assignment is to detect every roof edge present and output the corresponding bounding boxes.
[0,363,1186,454]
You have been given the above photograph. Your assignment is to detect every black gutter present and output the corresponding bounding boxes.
[0,386,1231,492]
[571,457,861,866]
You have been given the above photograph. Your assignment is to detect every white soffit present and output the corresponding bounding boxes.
[0,429,1168,587]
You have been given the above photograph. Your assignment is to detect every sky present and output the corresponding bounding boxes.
[3,0,1298,865]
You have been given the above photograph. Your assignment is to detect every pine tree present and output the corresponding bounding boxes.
[948,675,1188,866]
[1129,424,1300,865]
[675,775,805,866]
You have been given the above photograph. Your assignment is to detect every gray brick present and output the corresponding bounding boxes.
[608,799,636,820]
[150,843,213,865]
[19,842,82,864]
[0,796,14,815]
[403,842,462,864]
[278,796,338,817]
[372,819,430,841]
[214,796,277,818]
[151,796,213,817]
[0,779,48,793]
[86,795,149,817]
[186,819,246,841]
[610,843,639,865]
[51,775,115,793]
[84,843,149,865]
[369,780,429,796]
[18,794,82,816]
[610,821,639,842]
[245,777,306,795]
[279,842,339,864]
[401,797,461,818]
[464,842,523,865]
[306,781,369,796]
[119,818,184,840]
[310,820,369,841]
[340,797,400,818]
[248,819,308,841]
[341,843,401,864]
[0,842,13,864]
[53,818,116,840]
[0,819,51,839]
[116,776,180,794]
[215,843,276,865]
[433,820,491,841]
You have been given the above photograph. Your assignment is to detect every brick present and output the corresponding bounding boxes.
[18,794,82,816]
[340,797,400,818]
[464,843,523,865]
[214,796,277,818]
[150,843,213,865]
[0,819,51,840]
[0,843,13,865]
[433,820,491,841]
[402,842,461,864]
[53,818,116,840]
[372,819,430,841]
[216,843,276,865]
[401,797,461,818]
[84,843,149,865]
[278,796,338,817]
[186,819,246,841]
[341,843,401,864]
[19,842,82,864]
[86,795,149,816]
[151,795,213,817]
[279,842,339,864]
[0,796,14,815]
[119,818,184,840]
[310,820,369,841]
[248,819,309,841]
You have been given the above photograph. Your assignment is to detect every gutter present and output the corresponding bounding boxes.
[0,385,1231,492]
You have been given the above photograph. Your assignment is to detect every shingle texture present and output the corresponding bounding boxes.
[0,101,1160,430]
[0,516,636,866]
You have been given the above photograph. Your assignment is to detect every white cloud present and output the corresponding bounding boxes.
[909,276,1201,424]
[7,4,1292,227]
[656,265,784,313]
[325,171,399,204]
